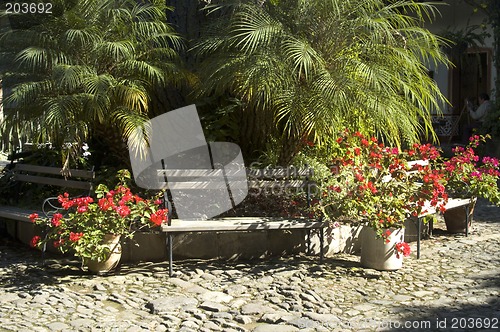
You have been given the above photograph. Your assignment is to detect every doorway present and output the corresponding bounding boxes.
[448,48,492,140]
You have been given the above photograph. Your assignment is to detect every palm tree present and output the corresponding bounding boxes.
[194,0,449,164]
[0,0,185,166]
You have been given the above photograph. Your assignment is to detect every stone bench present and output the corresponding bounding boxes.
[159,167,328,276]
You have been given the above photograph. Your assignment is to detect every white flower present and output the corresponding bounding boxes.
[82,143,91,157]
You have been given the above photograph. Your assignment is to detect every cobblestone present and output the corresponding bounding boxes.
[0,199,499,331]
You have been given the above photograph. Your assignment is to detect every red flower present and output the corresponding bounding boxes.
[395,241,411,258]
[30,235,41,248]
[29,213,39,223]
[58,193,75,210]
[367,181,377,194]
[355,172,364,182]
[51,213,63,227]
[98,198,114,211]
[150,209,168,226]
[69,232,84,242]
[77,205,89,213]
[116,205,131,218]
[53,239,65,248]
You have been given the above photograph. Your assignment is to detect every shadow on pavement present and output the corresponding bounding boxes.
[0,236,95,292]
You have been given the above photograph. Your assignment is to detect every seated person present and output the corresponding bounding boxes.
[463,92,492,142]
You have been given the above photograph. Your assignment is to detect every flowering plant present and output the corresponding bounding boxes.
[395,241,411,258]
[29,170,168,263]
[316,130,448,245]
[443,135,500,204]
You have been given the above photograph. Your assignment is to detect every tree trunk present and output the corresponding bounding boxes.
[167,0,209,65]
[238,105,277,163]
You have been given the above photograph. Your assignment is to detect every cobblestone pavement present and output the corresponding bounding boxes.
[0,199,499,332]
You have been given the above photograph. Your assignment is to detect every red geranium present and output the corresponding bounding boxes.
[30,169,168,263]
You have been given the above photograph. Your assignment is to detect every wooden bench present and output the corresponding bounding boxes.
[0,163,95,239]
[158,167,327,277]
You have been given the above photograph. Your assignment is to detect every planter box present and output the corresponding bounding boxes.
[404,218,430,243]
[2,219,364,261]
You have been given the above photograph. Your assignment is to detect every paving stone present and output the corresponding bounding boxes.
[200,291,234,303]
[146,296,198,314]
[169,278,207,293]
[259,313,284,324]
[235,315,254,324]
[241,303,276,315]
[202,320,224,331]
[46,322,70,331]
[199,301,229,312]
[1,199,500,331]
[252,324,299,332]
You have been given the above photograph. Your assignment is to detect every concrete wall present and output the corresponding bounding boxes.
[1,219,428,263]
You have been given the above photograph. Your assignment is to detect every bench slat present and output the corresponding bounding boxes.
[0,206,40,223]
[14,164,95,179]
[162,181,245,190]
[161,179,309,190]
[158,168,311,180]
[247,168,311,178]
[248,180,311,189]
[13,174,93,190]
[162,217,326,232]
[445,197,475,210]
[417,197,474,218]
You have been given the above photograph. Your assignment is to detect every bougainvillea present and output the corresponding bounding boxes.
[395,241,411,258]
[316,129,448,239]
[443,135,500,204]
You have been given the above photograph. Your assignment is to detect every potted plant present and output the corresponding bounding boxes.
[29,169,168,274]
[441,134,500,232]
[316,130,448,270]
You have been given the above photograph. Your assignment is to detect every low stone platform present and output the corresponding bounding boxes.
[1,199,499,331]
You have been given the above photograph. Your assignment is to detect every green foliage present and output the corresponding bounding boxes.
[481,102,500,139]
[0,0,186,163]
[194,0,449,164]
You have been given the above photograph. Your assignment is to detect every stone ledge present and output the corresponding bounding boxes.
[1,218,429,262]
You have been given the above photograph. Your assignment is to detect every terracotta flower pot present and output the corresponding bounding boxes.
[360,227,404,271]
[83,234,122,274]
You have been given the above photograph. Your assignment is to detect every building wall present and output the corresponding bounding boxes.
[426,0,495,112]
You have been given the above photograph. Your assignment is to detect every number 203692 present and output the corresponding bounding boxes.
[5,2,53,14]
[451,317,498,329]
